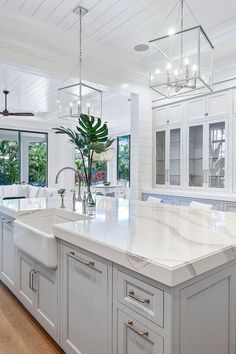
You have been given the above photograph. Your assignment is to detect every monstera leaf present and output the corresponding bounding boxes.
[53,114,114,187]
[76,114,109,145]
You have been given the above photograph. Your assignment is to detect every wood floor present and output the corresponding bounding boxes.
[0,282,65,354]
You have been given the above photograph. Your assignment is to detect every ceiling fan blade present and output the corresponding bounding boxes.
[7,112,35,117]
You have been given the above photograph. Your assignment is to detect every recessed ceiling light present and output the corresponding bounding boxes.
[168,28,176,36]
[134,44,149,52]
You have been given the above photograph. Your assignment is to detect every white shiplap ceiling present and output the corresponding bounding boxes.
[0,61,131,131]
[0,0,236,118]
[0,0,235,55]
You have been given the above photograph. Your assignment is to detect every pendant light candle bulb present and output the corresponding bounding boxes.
[192,64,198,73]
[168,28,176,36]
[184,58,189,66]
[87,103,90,115]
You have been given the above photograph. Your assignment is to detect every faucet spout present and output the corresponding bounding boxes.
[55,167,83,202]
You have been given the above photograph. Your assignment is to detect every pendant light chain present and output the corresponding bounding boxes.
[79,7,82,115]
[79,7,82,85]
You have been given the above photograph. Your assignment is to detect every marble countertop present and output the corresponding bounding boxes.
[0,197,75,219]
[1,196,236,286]
[53,198,236,287]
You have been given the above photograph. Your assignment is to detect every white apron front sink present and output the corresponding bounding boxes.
[14,208,90,269]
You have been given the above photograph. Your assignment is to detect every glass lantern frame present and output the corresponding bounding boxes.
[58,82,103,119]
[149,25,214,98]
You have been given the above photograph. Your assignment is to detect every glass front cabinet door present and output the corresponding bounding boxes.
[188,120,227,191]
[155,127,182,187]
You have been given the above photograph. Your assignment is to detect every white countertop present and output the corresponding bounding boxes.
[0,198,61,218]
[53,198,236,287]
[1,197,236,287]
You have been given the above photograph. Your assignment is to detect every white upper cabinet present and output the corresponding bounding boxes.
[168,102,184,124]
[153,107,168,127]
[188,97,206,120]
[187,91,231,122]
[155,127,183,188]
[153,102,184,127]
[207,91,231,118]
[187,119,228,191]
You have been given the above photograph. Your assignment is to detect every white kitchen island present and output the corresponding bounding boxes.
[1,196,236,354]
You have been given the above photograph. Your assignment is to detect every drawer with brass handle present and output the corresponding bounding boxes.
[118,310,164,352]
[117,270,164,328]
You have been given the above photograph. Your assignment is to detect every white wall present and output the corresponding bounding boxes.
[130,92,153,200]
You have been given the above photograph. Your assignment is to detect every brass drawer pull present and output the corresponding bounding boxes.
[127,320,149,337]
[128,291,150,304]
[29,269,33,290]
[68,252,95,267]
[32,271,37,292]
[1,218,13,225]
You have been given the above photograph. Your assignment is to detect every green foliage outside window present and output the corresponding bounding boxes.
[117,135,130,182]
[0,140,19,185]
[28,142,47,185]
[0,131,47,186]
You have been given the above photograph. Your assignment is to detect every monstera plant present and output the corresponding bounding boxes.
[53,113,114,203]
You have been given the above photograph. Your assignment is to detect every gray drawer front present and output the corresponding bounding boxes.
[117,270,164,327]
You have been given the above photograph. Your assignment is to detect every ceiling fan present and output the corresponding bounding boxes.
[0,90,35,117]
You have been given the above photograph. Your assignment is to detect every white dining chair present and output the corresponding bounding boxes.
[146,196,163,203]
[189,201,213,210]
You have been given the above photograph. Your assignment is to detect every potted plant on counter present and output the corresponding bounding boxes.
[53,114,114,206]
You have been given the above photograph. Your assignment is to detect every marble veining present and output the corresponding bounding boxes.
[52,198,236,286]
[2,196,236,286]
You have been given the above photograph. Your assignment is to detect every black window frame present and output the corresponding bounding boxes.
[117,134,131,183]
[0,128,48,186]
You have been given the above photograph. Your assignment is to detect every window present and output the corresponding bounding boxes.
[117,135,130,182]
[0,130,19,185]
[0,129,48,186]
[75,148,107,185]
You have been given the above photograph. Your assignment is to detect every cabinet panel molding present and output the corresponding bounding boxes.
[179,269,236,354]
[117,310,164,354]
[61,244,112,354]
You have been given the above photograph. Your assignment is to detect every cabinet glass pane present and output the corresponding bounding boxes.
[189,125,203,187]
[208,122,225,188]
[170,128,180,185]
[156,131,165,184]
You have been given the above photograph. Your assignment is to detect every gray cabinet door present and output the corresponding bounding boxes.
[17,250,35,313]
[61,244,110,354]
[117,310,164,354]
[0,217,16,292]
[179,269,236,354]
[34,264,58,340]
